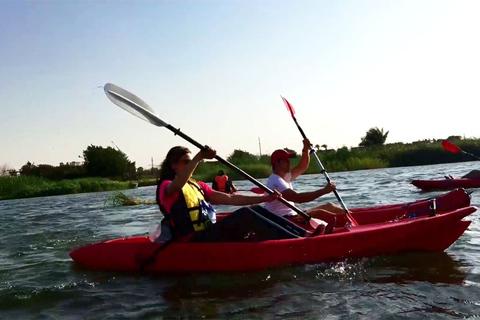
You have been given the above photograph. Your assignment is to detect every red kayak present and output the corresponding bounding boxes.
[412,178,480,191]
[70,189,475,273]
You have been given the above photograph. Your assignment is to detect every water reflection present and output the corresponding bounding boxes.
[149,269,295,318]
[363,252,467,285]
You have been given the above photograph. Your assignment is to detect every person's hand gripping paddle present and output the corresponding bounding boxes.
[281,96,359,226]
[103,83,325,230]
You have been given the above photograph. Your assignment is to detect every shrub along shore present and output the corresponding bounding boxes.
[2,138,479,200]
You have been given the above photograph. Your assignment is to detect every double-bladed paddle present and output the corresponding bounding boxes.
[442,140,480,161]
[280,96,359,226]
[103,83,323,229]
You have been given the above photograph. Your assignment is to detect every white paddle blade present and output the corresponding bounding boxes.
[104,83,168,127]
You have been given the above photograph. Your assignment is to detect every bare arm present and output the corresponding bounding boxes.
[165,149,215,195]
[281,182,336,203]
[208,190,278,206]
[291,139,311,180]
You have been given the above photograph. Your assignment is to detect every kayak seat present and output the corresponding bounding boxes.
[309,217,336,237]
[309,224,325,237]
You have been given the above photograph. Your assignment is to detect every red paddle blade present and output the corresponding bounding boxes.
[281,96,295,117]
[250,187,265,194]
[442,140,462,153]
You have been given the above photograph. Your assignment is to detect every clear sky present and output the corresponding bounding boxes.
[1,0,479,170]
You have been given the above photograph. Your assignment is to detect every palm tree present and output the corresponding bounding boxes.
[321,144,328,151]
[314,144,320,152]
[359,127,389,147]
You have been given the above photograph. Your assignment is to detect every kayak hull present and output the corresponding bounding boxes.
[412,178,480,191]
[70,205,476,273]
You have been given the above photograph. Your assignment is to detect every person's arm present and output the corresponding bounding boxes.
[281,182,336,203]
[208,190,278,205]
[165,148,216,195]
[291,139,311,180]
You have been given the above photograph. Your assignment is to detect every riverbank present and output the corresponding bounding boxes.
[3,138,479,200]
[0,176,137,201]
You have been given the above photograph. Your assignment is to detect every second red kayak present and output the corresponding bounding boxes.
[412,178,480,191]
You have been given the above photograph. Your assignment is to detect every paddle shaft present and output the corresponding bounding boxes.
[139,238,173,271]
[290,115,359,226]
[164,123,313,221]
[291,116,348,210]
[461,150,480,161]
[105,84,318,225]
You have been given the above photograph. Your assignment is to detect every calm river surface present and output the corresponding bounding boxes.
[1,162,480,319]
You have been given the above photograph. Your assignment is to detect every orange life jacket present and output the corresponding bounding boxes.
[215,175,229,192]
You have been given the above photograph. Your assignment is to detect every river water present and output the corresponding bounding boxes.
[1,162,480,319]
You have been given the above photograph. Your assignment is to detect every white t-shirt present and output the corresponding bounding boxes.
[264,172,297,217]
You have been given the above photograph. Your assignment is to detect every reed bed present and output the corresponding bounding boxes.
[104,191,156,207]
[0,176,132,200]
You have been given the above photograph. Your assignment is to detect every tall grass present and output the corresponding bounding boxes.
[0,176,132,200]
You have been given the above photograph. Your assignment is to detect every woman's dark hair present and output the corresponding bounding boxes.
[158,146,191,183]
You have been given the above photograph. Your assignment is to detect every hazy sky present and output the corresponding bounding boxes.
[1,0,479,170]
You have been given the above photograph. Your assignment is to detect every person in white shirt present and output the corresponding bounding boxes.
[265,139,348,228]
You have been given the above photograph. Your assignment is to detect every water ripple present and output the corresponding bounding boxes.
[1,162,480,319]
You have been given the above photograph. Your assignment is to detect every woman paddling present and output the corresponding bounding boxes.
[156,146,312,242]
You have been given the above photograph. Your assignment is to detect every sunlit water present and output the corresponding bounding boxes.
[1,162,480,319]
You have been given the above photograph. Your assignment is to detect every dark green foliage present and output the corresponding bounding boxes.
[19,161,86,181]
[18,145,137,182]
[446,135,462,142]
[226,149,259,165]
[359,127,389,147]
[136,166,160,181]
[83,145,136,180]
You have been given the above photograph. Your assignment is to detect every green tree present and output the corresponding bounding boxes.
[83,145,135,180]
[359,127,389,147]
[8,169,18,177]
[446,135,462,142]
[227,149,258,164]
[19,161,36,176]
